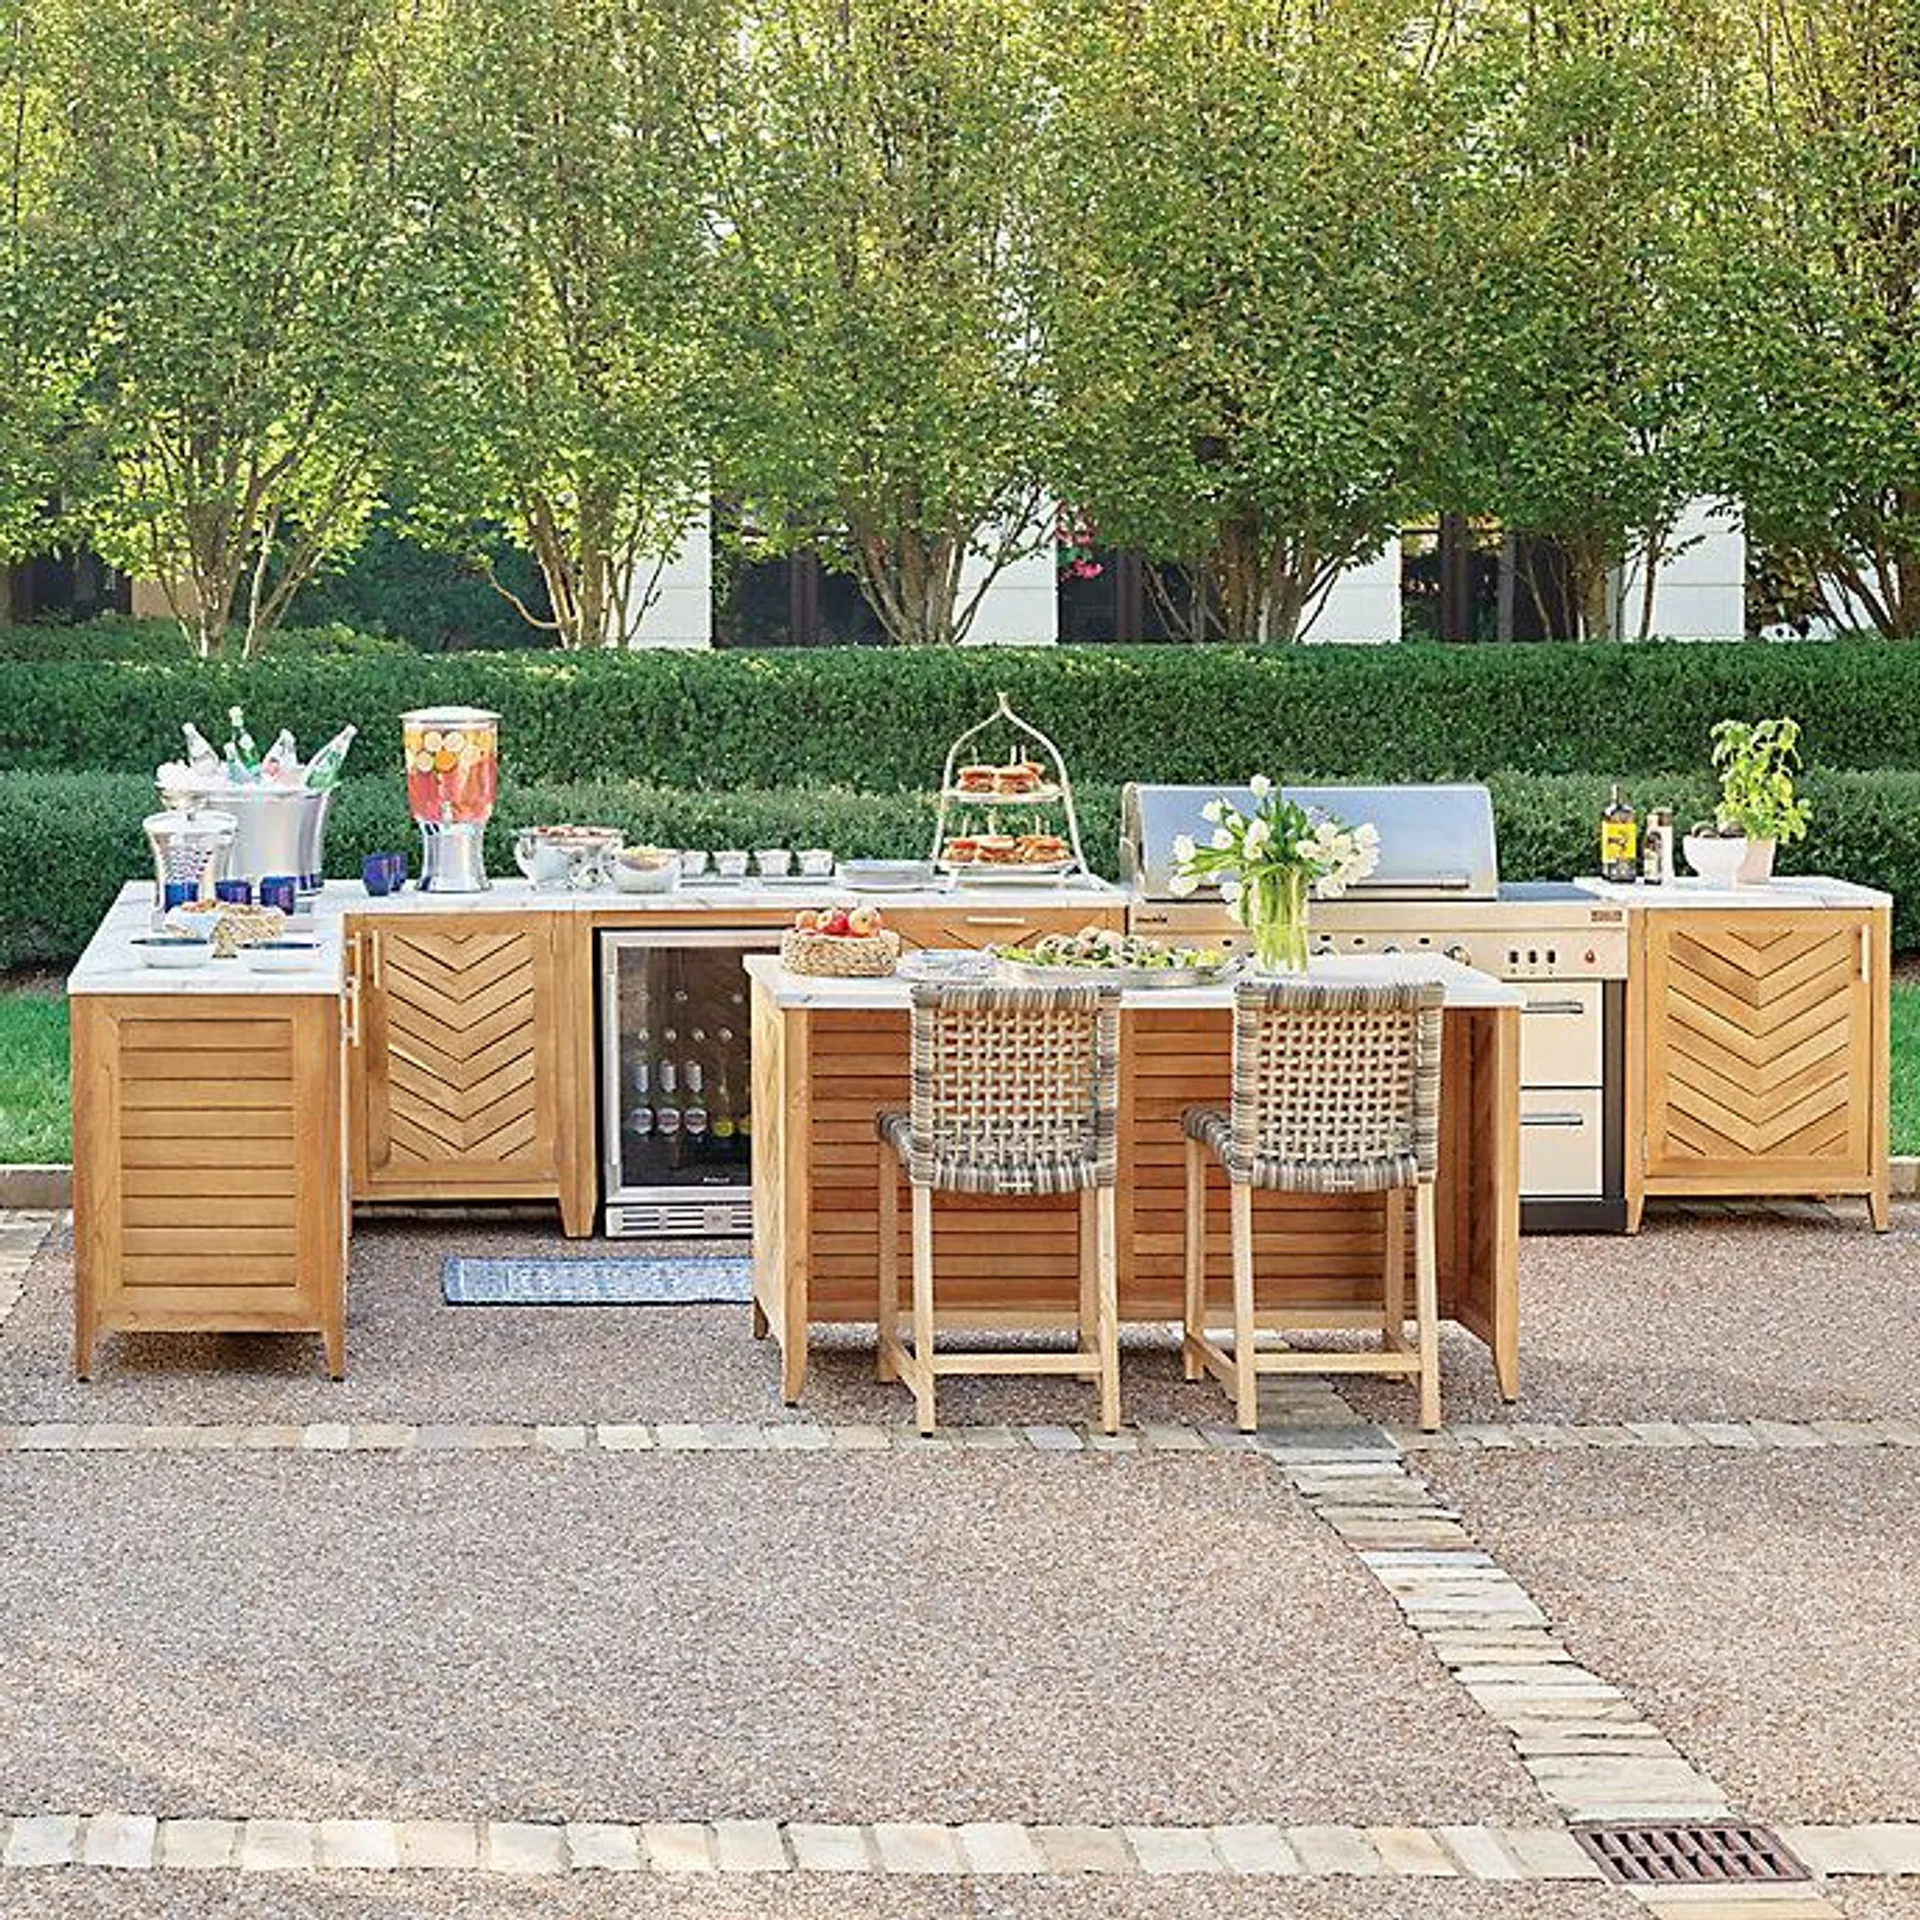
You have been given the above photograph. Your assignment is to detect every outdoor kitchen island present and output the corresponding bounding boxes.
[746,952,1525,1409]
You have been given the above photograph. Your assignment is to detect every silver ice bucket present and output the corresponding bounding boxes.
[156,781,333,893]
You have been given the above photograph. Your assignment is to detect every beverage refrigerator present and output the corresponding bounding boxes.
[599,928,782,1237]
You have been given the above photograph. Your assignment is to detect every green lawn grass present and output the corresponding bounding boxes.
[2,983,1918,1163]
[0,989,69,1163]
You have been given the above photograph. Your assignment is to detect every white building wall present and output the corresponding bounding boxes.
[625,512,713,648]
[1616,498,1746,640]
[1300,541,1402,643]
[959,531,1058,645]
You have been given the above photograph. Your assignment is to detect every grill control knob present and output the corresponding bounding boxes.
[1445,943,1473,966]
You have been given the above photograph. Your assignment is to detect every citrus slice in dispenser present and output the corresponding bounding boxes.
[411,749,436,774]
[422,730,443,752]
[434,749,457,772]
[443,729,466,753]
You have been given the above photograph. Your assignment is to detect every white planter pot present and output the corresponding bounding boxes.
[1735,837,1777,885]
[1683,833,1749,889]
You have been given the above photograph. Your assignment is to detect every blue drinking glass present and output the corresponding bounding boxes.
[215,878,253,905]
[259,875,298,914]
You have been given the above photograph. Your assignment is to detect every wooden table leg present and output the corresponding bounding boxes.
[1490,1004,1520,1402]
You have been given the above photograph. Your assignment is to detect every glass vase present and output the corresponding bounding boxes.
[1246,867,1311,975]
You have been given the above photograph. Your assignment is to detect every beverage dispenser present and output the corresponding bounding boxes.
[402,707,499,892]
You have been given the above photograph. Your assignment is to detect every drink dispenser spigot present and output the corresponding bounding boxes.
[402,707,499,892]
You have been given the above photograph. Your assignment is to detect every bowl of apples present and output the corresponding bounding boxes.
[779,902,901,977]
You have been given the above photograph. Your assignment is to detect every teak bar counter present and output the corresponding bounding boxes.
[745,953,1524,1407]
[68,878,1127,1375]
[1577,877,1893,1233]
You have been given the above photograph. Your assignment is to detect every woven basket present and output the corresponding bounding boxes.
[780,928,901,977]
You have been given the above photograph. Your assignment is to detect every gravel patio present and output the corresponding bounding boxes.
[2,1202,1918,1918]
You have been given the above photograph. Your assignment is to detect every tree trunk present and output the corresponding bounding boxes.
[853,525,962,646]
[1567,538,1613,642]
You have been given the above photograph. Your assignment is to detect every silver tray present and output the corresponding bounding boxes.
[840,858,936,891]
[941,784,1063,808]
[993,958,1240,991]
[897,950,997,983]
[939,859,1077,881]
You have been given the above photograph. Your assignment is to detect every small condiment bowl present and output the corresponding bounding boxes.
[713,849,750,880]
[756,848,793,878]
[678,849,709,879]
[797,847,835,879]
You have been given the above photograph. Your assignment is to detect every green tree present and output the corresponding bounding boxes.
[1038,0,1444,644]
[1704,0,1920,638]
[32,0,429,657]
[1429,0,1732,641]
[702,0,1047,646]
[399,0,721,651]
[0,0,87,564]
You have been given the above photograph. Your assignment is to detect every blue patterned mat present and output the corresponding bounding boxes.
[442,1256,753,1306]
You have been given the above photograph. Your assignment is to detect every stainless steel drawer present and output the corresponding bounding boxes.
[1519,1088,1605,1197]
[1518,980,1604,1086]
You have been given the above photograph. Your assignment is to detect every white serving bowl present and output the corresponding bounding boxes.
[613,860,681,895]
[1683,833,1748,889]
[132,937,213,970]
[242,940,324,973]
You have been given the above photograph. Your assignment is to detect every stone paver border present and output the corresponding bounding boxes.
[1,1414,1918,1456]
[1,1813,1914,1885]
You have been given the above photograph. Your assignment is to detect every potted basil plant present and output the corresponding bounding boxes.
[1683,717,1812,888]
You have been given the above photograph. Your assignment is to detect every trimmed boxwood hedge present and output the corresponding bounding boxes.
[8,766,1919,968]
[7,635,1920,788]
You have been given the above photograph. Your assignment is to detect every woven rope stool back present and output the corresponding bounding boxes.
[1229,978,1444,1193]
[905,981,1120,1196]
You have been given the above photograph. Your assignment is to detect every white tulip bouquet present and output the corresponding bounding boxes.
[1169,777,1381,972]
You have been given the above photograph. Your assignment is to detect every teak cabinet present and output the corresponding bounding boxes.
[885,903,1125,951]
[71,993,348,1376]
[346,914,595,1235]
[1627,906,1889,1230]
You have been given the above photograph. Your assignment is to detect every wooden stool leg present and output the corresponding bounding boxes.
[910,1183,937,1435]
[1077,1187,1097,1355]
[1182,1139,1206,1381]
[876,1140,899,1383]
[1383,1187,1406,1352]
[1230,1177,1257,1432]
[1414,1180,1441,1432]
[1095,1183,1120,1434]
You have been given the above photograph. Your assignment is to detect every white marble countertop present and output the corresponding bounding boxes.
[744,951,1525,1012]
[1575,874,1891,911]
[67,874,1127,996]
[69,887,346,997]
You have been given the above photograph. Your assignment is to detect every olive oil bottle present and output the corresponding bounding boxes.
[1600,784,1639,883]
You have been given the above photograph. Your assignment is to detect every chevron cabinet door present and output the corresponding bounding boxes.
[353,918,564,1197]
[1643,910,1875,1188]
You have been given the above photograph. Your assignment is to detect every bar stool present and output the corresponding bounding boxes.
[1182,978,1446,1432]
[876,980,1121,1435]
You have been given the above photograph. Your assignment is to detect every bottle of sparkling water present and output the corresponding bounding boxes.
[181,722,221,777]
[227,706,260,776]
[302,724,358,792]
[259,729,300,785]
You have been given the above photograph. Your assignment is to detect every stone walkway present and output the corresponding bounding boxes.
[4,1209,1919,1918]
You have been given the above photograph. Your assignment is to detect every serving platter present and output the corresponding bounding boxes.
[993,957,1241,991]
[942,783,1063,808]
[938,858,1078,880]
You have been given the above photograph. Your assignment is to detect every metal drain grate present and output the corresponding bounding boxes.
[1574,1823,1809,1887]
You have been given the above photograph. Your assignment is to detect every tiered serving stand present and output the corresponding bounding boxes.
[929,692,1090,887]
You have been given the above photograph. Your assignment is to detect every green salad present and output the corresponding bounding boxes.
[990,927,1228,971]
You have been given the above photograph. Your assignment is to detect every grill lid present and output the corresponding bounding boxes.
[1121,783,1499,901]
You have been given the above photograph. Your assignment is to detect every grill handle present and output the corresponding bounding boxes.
[1521,999,1588,1017]
[1520,1111,1588,1129]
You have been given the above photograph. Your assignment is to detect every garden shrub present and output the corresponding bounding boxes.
[7,638,1920,787]
[6,765,1919,967]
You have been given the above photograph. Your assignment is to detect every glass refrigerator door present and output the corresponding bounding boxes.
[606,937,761,1196]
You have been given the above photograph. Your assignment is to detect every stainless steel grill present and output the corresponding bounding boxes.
[1121,783,1499,902]
[1121,781,1629,1232]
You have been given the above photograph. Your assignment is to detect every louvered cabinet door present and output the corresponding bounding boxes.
[1643,910,1875,1189]
[352,918,562,1197]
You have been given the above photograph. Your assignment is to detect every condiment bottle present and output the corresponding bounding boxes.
[1600,784,1638,883]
